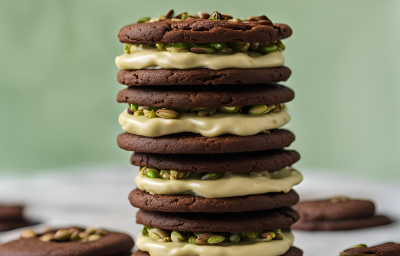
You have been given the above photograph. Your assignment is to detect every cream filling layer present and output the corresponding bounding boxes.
[115,45,285,70]
[119,108,290,137]
[135,168,302,198]
[137,232,294,256]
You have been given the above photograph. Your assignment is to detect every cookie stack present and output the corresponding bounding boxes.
[116,10,303,256]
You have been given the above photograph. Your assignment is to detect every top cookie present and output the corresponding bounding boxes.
[118,10,292,44]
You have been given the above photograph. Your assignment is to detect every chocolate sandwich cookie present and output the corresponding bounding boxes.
[118,15,292,44]
[117,83,294,108]
[0,227,134,256]
[117,129,295,154]
[0,205,34,231]
[132,247,303,256]
[341,243,400,256]
[131,150,300,173]
[117,67,291,86]
[292,197,392,231]
[129,189,299,213]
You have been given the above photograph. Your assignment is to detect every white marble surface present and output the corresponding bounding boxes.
[0,166,398,255]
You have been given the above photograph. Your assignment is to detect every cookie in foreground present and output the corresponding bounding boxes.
[341,243,400,256]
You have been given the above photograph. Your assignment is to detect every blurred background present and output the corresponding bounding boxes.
[0,0,399,181]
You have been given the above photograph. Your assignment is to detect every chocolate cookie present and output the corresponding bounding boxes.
[129,189,299,213]
[292,198,392,231]
[132,247,303,256]
[117,83,294,108]
[117,67,291,86]
[118,129,295,154]
[118,19,292,44]
[0,229,134,256]
[136,208,299,233]
[0,219,33,232]
[341,243,400,256]
[0,205,23,220]
[131,149,300,173]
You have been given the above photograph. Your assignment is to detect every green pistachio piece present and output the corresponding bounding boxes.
[188,236,197,244]
[258,44,278,54]
[70,230,80,241]
[166,47,189,53]
[21,229,36,239]
[260,231,275,241]
[208,108,218,115]
[146,169,161,178]
[218,106,241,113]
[52,229,71,241]
[148,229,162,240]
[181,13,189,20]
[156,109,179,119]
[190,47,215,54]
[156,228,170,238]
[165,9,174,19]
[145,110,158,119]
[205,42,226,50]
[218,47,233,53]
[134,109,144,116]
[242,232,258,240]
[229,233,241,243]
[276,41,285,51]
[261,130,271,134]
[130,104,138,112]
[249,43,260,51]
[87,234,103,242]
[160,170,171,180]
[171,231,186,242]
[197,110,209,116]
[170,170,189,180]
[169,43,190,49]
[198,11,210,19]
[148,107,160,111]
[249,105,270,115]
[192,107,208,111]
[39,233,53,242]
[124,44,131,54]
[156,43,165,51]
[201,172,225,180]
[229,42,250,52]
[141,226,149,236]
[209,11,223,20]
[272,229,283,240]
[137,17,151,23]
[85,227,97,235]
[207,236,225,244]
[350,244,368,249]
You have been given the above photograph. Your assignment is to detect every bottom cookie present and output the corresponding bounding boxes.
[132,247,303,256]
[292,215,391,231]
[0,219,33,232]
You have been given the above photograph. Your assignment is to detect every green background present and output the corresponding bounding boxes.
[0,0,399,181]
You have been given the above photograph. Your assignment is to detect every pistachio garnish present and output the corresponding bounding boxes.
[207,236,225,244]
[218,46,233,53]
[260,231,275,241]
[218,106,241,113]
[206,42,226,50]
[258,44,278,54]
[137,17,151,23]
[166,47,189,53]
[249,105,270,114]
[21,229,36,239]
[247,15,270,21]
[188,235,197,244]
[209,11,223,20]
[39,233,53,242]
[250,43,260,51]
[229,42,250,52]
[146,169,161,178]
[134,109,144,116]
[145,110,157,119]
[164,9,174,19]
[156,109,179,119]
[87,234,103,242]
[52,229,71,241]
[171,18,181,22]
[201,172,225,181]
[331,196,350,203]
[272,229,284,240]
[229,233,241,243]
[198,11,210,19]
[242,232,259,240]
[171,231,186,242]
[124,44,131,54]
[190,47,215,54]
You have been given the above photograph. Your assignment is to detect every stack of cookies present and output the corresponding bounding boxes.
[116,10,303,256]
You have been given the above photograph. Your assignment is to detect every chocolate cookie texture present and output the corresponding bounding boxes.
[292,198,392,231]
[136,208,299,233]
[129,189,299,213]
[341,243,400,256]
[132,247,303,256]
[131,150,300,173]
[0,205,23,220]
[118,19,292,44]
[118,129,295,154]
[117,83,294,108]
[0,231,134,256]
[117,67,291,86]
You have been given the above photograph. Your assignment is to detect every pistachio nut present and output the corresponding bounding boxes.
[124,44,131,54]
[174,12,187,19]
[148,17,160,23]
[181,13,189,20]
[194,233,214,245]
[156,109,179,119]
[218,106,241,113]
[276,41,285,51]
[249,105,271,115]
[160,170,171,179]
[156,44,165,51]
[145,110,157,119]
[70,230,80,241]
[171,18,181,22]
[208,108,218,115]
[87,234,103,242]
[218,47,233,53]
[258,44,278,54]
[207,236,225,244]
[127,107,134,115]
[170,170,190,180]
[156,228,171,239]
[166,47,189,53]
[350,244,368,249]
[205,42,226,50]
[260,231,275,241]
[201,172,225,180]
[52,229,71,241]
[209,11,223,20]
[171,231,186,242]
[137,17,151,23]
[229,42,250,52]
[250,43,260,51]
[141,226,149,236]
[229,233,241,243]
[223,14,233,20]
[146,169,161,178]
[190,47,215,54]
[134,109,144,116]
[331,196,350,203]
[21,229,36,239]
[261,130,271,134]
[95,229,107,236]
[130,104,138,112]
[197,110,210,116]
[165,9,174,19]
[39,233,53,242]
[86,227,98,236]
[148,228,162,240]
[188,235,197,244]
[272,229,283,240]
[242,232,258,240]
[198,11,210,19]
[247,15,270,21]
[189,14,200,18]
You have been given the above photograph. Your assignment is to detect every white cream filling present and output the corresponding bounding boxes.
[137,232,294,256]
[119,108,290,137]
[115,45,285,70]
[135,168,302,198]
